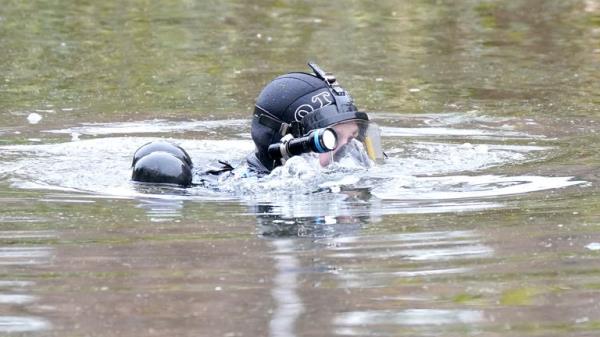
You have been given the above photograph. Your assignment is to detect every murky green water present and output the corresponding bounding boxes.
[1,0,600,336]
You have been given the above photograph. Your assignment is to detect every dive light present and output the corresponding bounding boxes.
[268,128,338,161]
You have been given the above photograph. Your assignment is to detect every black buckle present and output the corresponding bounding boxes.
[289,121,304,138]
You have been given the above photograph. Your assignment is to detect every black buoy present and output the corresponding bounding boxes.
[132,151,193,187]
[132,141,192,168]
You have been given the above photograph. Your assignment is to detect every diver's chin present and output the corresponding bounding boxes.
[319,152,334,167]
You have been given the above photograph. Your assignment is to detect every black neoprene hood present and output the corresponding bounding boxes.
[249,64,368,172]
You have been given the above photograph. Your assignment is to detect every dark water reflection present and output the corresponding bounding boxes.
[1,0,600,336]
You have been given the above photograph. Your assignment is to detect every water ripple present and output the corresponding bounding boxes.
[320,230,491,289]
[0,231,54,333]
[0,294,37,304]
[334,308,485,327]
[45,118,249,136]
[381,125,540,140]
[0,316,51,332]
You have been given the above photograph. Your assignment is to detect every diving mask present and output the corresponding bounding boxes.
[319,119,384,168]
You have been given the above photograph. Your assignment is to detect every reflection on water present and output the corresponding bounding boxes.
[322,229,492,292]
[334,308,485,326]
[258,210,494,336]
[0,316,50,333]
[0,247,52,263]
[0,230,54,333]
[322,229,492,335]
[269,240,304,337]
[0,294,36,304]
[136,198,186,223]
[325,232,492,262]
[333,309,486,336]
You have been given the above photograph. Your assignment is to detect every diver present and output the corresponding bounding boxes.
[131,63,384,187]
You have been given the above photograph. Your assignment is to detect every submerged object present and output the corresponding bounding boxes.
[131,141,193,186]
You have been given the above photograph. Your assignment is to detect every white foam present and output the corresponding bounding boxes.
[0,118,587,218]
[372,175,583,200]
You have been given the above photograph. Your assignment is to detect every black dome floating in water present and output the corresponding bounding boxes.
[131,141,193,187]
[132,140,192,167]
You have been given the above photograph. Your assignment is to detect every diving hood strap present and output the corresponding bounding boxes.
[255,105,304,137]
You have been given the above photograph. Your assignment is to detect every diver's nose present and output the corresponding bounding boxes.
[338,136,352,148]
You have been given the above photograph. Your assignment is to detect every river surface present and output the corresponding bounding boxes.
[1,1,600,336]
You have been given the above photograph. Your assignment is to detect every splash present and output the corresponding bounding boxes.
[0,116,586,218]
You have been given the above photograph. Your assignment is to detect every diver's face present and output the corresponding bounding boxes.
[319,121,359,167]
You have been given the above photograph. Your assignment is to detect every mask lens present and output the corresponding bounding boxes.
[326,120,384,167]
[362,122,384,162]
[333,139,372,168]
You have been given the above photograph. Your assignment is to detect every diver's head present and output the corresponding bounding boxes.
[131,141,193,186]
[251,62,371,171]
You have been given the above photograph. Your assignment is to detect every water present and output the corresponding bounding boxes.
[1,0,599,336]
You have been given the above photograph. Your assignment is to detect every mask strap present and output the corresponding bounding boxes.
[254,105,304,137]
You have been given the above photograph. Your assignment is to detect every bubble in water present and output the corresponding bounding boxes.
[26,113,42,124]
[585,243,600,251]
